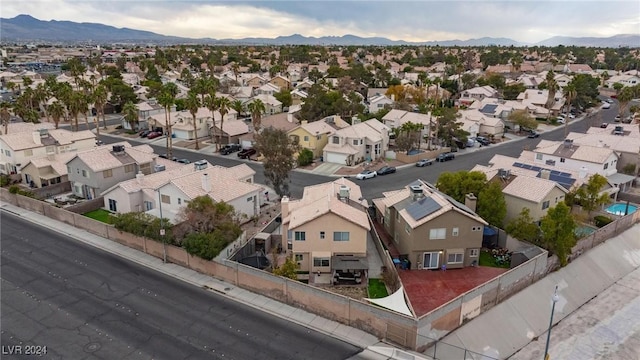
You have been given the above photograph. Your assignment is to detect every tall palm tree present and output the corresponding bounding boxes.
[93,84,109,130]
[184,91,202,150]
[205,93,219,148]
[231,99,244,117]
[158,85,176,158]
[0,102,11,134]
[215,96,232,149]
[194,75,216,103]
[33,83,50,122]
[48,101,65,129]
[122,101,139,131]
[562,84,577,137]
[247,99,266,132]
[68,91,85,131]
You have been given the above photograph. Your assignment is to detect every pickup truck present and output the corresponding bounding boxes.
[220,144,242,155]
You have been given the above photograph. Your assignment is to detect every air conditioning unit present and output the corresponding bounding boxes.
[417,263,423,270]
[154,164,166,172]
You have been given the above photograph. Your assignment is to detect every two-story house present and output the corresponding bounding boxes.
[373,180,487,270]
[66,143,158,200]
[367,94,394,114]
[255,83,280,96]
[290,89,308,106]
[517,89,565,117]
[132,99,174,131]
[102,161,263,223]
[269,75,291,90]
[0,128,95,175]
[458,109,506,138]
[459,86,499,106]
[20,152,76,189]
[533,139,619,177]
[171,107,212,140]
[287,120,336,159]
[281,178,370,284]
[322,119,390,165]
[246,94,282,115]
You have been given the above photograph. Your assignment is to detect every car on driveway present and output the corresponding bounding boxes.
[416,158,434,167]
[436,152,455,162]
[527,132,540,138]
[355,170,377,180]
[139,130,151,138]
[376,166,396,175]
[176,159,191,164]
[602,102,611,109]
[146,131,162,139]
[237,148,257,159]
[220,144,242,155]
[475,136,491,146]
[600,122,609,128]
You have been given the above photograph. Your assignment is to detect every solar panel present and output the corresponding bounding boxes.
[406,197,442,221]
[550,170,562,175]
[481,104,498,114]
[531,166,541,172]
[513,162,525,168]
[560,172,572,177]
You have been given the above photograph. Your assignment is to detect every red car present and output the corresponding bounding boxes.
[146,131,163,139]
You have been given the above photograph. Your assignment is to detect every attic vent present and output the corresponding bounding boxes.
[194,160,208,170]
[154,164,166,172]
[38,129,49,137]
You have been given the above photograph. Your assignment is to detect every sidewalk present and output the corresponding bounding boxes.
[0,201,423,359]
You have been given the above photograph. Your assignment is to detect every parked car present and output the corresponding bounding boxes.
[416,158,434,167]
[476,136,491,146]
[220,143,242,155]
[605,99,614,104]
[600,122,609,128]
[159,154,178,161]
[237,148,257,159]
[602,102,611,109]
[376,166,396,175]
[139,129,151,138]
[355,170,377,180]
[436,152,455,162]
[556,117,566,124]
[146,131,162,139]
[95,140,104,145]
[614,115,621,122]
[527,132,540,138]
[176,159,191,164]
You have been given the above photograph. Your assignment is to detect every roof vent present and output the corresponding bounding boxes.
[563,139,573,148]
[112,145,125,153]
[410,184,424,200]
[338,185,350,200]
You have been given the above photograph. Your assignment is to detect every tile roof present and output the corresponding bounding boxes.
[212,119,249,136]
[69,142,155,172]
[300,120,336,136]
[502,175,566,203]
[1,128,94,150]
[0,122,55,135]
[22,152,76,175]
[285,178,370,230]
[534,141,616,164]
[167,164,261,202]
[567,131,640,154]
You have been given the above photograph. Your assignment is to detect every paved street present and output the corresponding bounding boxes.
[0,213,362,360]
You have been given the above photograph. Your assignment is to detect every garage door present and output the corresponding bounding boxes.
[324,152,348,165]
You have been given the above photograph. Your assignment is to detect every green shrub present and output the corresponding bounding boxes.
[297,148,313,167]
[112,212,173,242]
[8,185,19,194]
[0,175,10,187]
[594,215,614,228]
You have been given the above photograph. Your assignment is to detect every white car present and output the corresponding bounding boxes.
[355,170,377,180]
[556,117,566,124]
[602,103,611,109]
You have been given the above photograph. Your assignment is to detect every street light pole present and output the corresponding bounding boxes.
[157,190,167,263]
[543,285,560,360]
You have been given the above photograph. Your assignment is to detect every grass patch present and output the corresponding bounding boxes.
[479,250,510,269]
[84,209,113,224]
[367,278,389,298]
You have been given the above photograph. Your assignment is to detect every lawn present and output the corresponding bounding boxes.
[367,278,389,299]
[84,209,113,224]
[479,250,510,269]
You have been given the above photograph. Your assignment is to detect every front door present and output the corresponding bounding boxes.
[423,252,440,269]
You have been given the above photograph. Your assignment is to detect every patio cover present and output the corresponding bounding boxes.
[607,172,635,186]
[365,286,413,317]
[331,255,369,271]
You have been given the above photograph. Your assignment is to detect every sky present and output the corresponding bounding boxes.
[3,1,640,43]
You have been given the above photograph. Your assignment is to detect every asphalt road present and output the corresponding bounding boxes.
[0,212,361,360]
[92,99,618,200]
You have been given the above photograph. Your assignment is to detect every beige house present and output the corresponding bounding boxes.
[281,178,370,284]
[19,152,76,189]
[373,180,487,270]
[269,75,291,90]
[322,119,391,165]
[501,174,569,223]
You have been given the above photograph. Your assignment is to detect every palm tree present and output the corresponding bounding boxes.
[93,84,109,130]
[205,93,219,148]
[215,96,232,149]
[562,83,577,137]
[122,101,139,131]
[0,102,11,134]
[184,91,202,150]
[158,84,177,158]
[231,99,244,117]
[247,99,266,132]
[194,75,216,103]
[48,101,65,129]
[33,83,50,122]
[617,86,635,120]
[544,71,558,122]
[68,91,85,131]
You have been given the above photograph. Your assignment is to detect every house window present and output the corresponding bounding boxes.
[452,227,459,236]
[304,135,309,142]
[353,139,358,146]
[542,200,550,210]
[247,196,253,202]
[103,169,113,178]
[178,198,182,205]
[124,164,135,173]
[405,223,411,234]
[320,231,325,239]
[24,149,33,156]
[294,231,306,241]
[469,249,479,257]
[161,194,170,204]
[429,228,446,240]
[82,170,88,178]
[423,252,440,269]
[108,199,117,212]
[333,232,349,241]
[295,254,303,262]
[313,258,330,267]
[604,163,608,170]
[545,159,556,166]
[536,153,543,160]
[447,253,464,264]
[316,135,321,140]
[4,149,10,156]
[144,201,153,211]
[560,158,565,163]
[332,136,339,144]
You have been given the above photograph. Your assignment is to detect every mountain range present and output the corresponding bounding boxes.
[1,15,638,47]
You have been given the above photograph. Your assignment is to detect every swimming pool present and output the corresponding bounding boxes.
[575,225,597,238]
[605,202,638,216]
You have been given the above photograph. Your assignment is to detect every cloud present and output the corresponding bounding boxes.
[1,0,639,43]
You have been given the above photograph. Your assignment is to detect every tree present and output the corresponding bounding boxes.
[247,99,266,131]
[272,255,299,280]
[253,128,299,196]
[184,91,201,150]
[158,83,177,158]
[274,90,292,108]
[93,84,109,130]
[231,99,244,117]
[122,101,139,131]
[617,86,635,119]
[544,71,558,116]
[215,96,232,150]
[576,174,611,214]
[562,83,577,137]
[505,208,540,242]
[48,101,65,129]
[67,91,86,131]
[436,171,487,203]
[393,121,422,153]
[0,102,10,134]
[540,202,576,266]
[477,182,507,228]
[436,107,468,147]
[508,110,538,133]
[297,148,313,166]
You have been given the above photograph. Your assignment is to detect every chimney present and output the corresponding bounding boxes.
[540,169,551,180]
[464,193,477,212]
[281,196,290,219]
[201,173,211,193]
[579,166,588,179]
[32,131,41,145]
[410,185,424,201]
[136,171,144,185]
[287,113,293,123]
